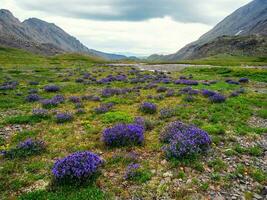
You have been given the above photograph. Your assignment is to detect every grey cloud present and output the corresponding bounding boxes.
[14,0,251,24]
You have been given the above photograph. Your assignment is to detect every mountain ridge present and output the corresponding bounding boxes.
[148,0,267,61]
[0,9,127,60]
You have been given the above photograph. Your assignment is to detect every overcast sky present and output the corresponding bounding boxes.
[1,0,252,56]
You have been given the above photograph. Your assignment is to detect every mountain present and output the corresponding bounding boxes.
[0,9,126,59]
[148,0,267,61]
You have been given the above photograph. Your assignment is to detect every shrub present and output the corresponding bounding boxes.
[157,86,168,93]
[44,85,60,92]
[32,109,49,118]
[209,93,226,103]
[26,94,40,102]
[239,78,249,83]
[94,103,114,114]
[102,124,144,147]
[160,121,211,159]
[166,89,175,97]
[56,113,73,123]
[175,79,198,85]
[2,139,46,159]
[0,81,18,90]
[202,89,217,97]
[69,96,81,103]
[41,95,64,108]
[29,81,39,85]
[52,151,103,183]
[140,102,157,114]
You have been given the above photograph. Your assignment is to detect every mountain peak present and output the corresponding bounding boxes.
[0,9,20,23]
[23,17,54,26]
[0,9,13,17]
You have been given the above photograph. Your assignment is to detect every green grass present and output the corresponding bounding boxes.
[148,54,267,66]
[19,185,107,200]
[101,111,134,124]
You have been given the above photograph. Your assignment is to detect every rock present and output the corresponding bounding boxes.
[253,193,263,200]
[163,171,173,178]
[261,186,267,195]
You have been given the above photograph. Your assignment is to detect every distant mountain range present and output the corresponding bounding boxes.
[0,9,127,60]
[148,0,267,61]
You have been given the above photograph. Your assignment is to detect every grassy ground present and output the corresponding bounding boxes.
[148,54,267,66]
[0,48,266,199]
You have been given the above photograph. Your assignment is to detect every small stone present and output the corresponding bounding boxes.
[253,193,263,200]
[163,171,173,178]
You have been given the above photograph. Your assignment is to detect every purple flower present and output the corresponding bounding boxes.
[29,81,39,86]
[157,86,168,93]
[166,89,175,97]
[239,78,249,83]
[160,121,211,159]
[0,81,18,90]
[102,124,144,147]
[124,163,140,180]
[175,79,199,85]
[202,89,217,97]
[140,102,157,114]
[56,113,73,123]
[209,93,226,103]
[225,80,240,85]
[26,94,40,102]
[69,96,81,103]
[3,139,46,158]
[44,85,60,92]
[52,151,103,183]
[94,103,114,114]
[32,109,49,118]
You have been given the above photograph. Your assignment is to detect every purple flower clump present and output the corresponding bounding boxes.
[202,89,217,97]
[94,103,114,114]
[140,102,157,114]
[44,85,60,92]
[160,121,211,159]
[102,124,144,147]
[52,151,103,183]
[0,81,18,90]
[209,93,226,103]
[2,139,46,158]
[225,80,240,85]
[157,86,168,93]
[32,109,49,118]
[175,79,199,85]
[69,96,81,103]
[239,78,249,83]
[41,95,65,108]
[56,113,73,123]
[26,94,40,102]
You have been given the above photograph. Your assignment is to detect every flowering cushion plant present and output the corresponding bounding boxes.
[52,151,103,183]
[140,102,157,114]
[160,121,211,159]
[2,139,46,159]
[102,124,144,147]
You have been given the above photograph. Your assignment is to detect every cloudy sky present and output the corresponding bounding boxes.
[1,0,252,56]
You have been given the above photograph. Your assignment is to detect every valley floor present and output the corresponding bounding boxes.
[0,57,266,200]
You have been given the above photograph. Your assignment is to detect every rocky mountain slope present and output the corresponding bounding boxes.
[0,9,126,59]
[148,0,267,61]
